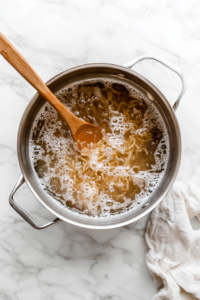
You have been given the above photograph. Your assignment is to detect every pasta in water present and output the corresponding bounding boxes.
[30,79,169,217]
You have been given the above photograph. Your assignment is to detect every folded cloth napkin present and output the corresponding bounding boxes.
[145,177,200,300]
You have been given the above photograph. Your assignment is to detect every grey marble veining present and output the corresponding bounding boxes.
[1,0,200,299]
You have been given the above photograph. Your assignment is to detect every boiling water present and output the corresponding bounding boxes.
[29,78,169,217]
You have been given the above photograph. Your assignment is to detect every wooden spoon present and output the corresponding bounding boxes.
[0,32,103,150]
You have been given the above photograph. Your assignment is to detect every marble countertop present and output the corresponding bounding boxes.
[1,0,200,299]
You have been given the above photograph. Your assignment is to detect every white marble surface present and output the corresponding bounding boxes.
[1,0,200,299]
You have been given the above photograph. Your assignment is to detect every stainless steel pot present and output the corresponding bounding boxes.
[9,55,186,230]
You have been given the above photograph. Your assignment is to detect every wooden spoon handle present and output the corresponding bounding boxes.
[0,32,81,135]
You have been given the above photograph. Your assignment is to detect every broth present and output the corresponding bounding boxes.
[30,78,169,217]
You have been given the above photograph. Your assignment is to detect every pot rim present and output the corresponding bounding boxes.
[17,62,181,229]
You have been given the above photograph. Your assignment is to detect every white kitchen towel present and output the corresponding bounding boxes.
[145,178,200,300]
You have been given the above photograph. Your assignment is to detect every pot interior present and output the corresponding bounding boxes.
[18,63,181,228]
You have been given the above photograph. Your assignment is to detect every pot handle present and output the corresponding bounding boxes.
[123,55,186,111]
[9,174,60,230]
